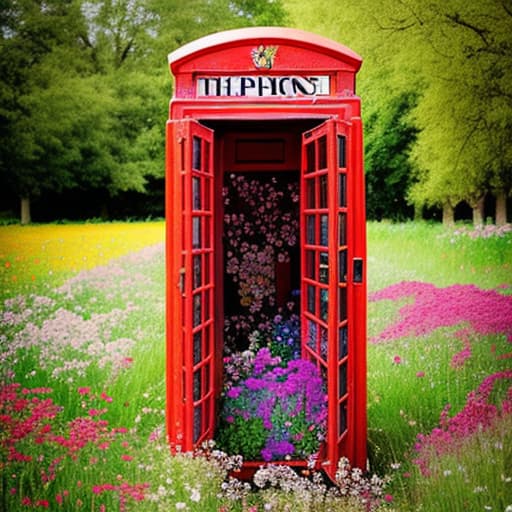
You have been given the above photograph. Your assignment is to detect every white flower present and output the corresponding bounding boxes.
[175,503,187,510]
[190,488,201,502]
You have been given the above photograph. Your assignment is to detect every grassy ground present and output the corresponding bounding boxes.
[0,221,511,511]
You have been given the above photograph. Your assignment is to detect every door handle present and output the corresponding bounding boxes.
[353,258,363,283]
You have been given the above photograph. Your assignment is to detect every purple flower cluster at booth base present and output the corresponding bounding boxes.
[218,346,327,462]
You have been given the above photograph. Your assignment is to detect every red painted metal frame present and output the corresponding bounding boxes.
[166,27,366,477]
[166,120,216,452]
[299,119,366,479]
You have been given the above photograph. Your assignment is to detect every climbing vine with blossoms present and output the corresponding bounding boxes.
[222,173,299,349]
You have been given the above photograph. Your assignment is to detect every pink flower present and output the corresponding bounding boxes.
[416,371,425,378]
[88,408,106,417]
[100,391,112,402]
[121,454,133,461]
[384,494,394,503]
[393,355,401,365]
[78,387,90,395]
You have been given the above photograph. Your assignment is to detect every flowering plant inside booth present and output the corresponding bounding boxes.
[217,331,327,462]
[218,173,327,461]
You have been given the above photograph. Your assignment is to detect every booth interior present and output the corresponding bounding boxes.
[203,118,325,352]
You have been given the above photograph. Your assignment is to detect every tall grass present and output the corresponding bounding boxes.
[1,221,511,511]
[367,222,512,511]
[367,221,512,291]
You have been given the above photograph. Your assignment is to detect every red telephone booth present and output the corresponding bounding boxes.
[165,27,366,480]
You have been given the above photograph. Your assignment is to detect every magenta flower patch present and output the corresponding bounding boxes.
[369,281,512,344]
[413,370,512,476]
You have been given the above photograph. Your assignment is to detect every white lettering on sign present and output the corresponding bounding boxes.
[196,75,330,97]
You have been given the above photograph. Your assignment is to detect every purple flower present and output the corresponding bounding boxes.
[226,386,242,399]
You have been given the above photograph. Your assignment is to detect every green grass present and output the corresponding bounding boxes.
[1,221,511,511]
[367,221,512,291]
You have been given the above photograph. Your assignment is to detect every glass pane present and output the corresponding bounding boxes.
[192,217,201,248]
[307,179,315,208]
[338,213,346,246]
[339,325,348,358]
[338,250,347,283]
[204,217,211,249]
[307,285,316,314]
[193,293,202,326]
[339,363,347,398]
[193,331,202,365]
[205,363,210,391]
[204,177,211,210]
[204,289,210,321]
[307,215,316,244]
[307,319,317,351]
[306,142,315,173]
[318,136,327,169]
[319,175,327,208]
[339,402,347,436]
[338,135,346,168]
[320,289,328,321]
[306,250,315,279]
[192,177,201,210]
[319,252,329,283]
[205,396,211,433]
[339,287,347,321]
[320,325,328,360]
[193,406,202,443]
[320,215,328,246]
[338,173,346,207]
[204,253,210,284]
[194,370,201,401]
[193,136,201,170]
[193,255,202,289]
[204,326,211,355]
[204,141,210,173]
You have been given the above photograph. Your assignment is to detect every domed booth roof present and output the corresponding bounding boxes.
[168,27,362,100]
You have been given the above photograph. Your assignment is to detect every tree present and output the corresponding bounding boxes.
[402,0,512,225]
[365,92,418,221]
[1,0,289,223]
[0,0,93,223]
[284,0,512,225]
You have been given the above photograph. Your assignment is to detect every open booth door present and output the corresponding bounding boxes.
[167,119,216,451]
[301,118,362,480]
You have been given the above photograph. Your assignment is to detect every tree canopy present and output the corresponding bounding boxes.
[285,0,512,224]
[1,0,510,224]
[0,0,287,222]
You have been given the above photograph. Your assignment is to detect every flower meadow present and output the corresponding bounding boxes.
[1,221,511,511]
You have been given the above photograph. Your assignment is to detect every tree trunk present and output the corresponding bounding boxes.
[20,197,31,225]
[472,196,485,227]
[495,189,508,226]
[413,204,423,221]
[442,202,454,226]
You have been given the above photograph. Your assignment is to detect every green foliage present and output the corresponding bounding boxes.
[217,416,267,460]
[284,0,512,219]
[365,92,419,221]
[0,0,287,222]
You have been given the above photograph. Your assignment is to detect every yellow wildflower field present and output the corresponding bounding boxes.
[0,222,164,297]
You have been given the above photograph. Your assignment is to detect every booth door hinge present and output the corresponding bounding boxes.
[179,267,186,295]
